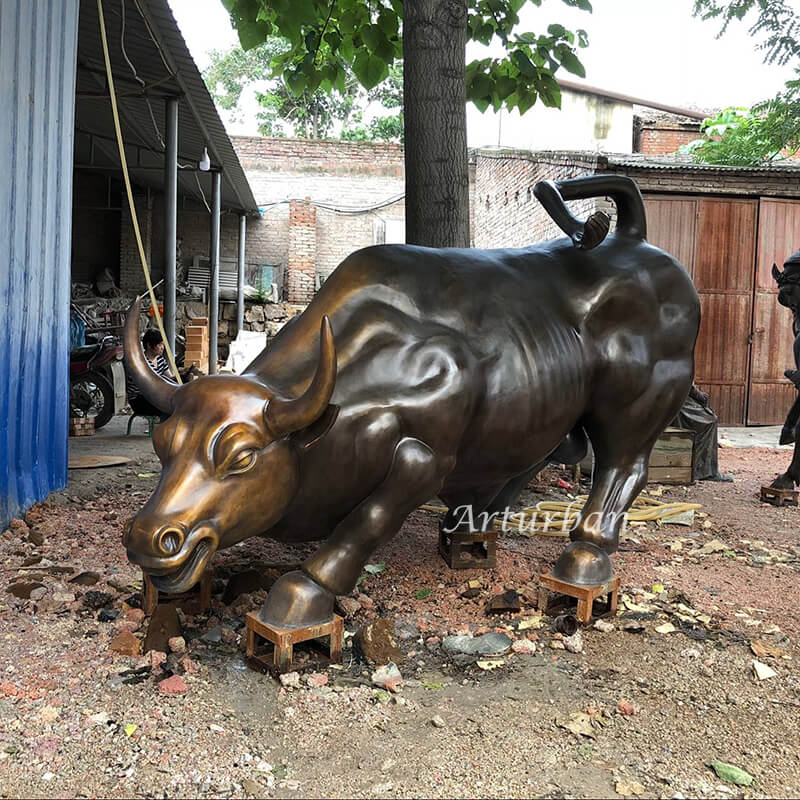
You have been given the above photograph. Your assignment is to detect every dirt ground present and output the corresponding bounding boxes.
[1,417,799,799]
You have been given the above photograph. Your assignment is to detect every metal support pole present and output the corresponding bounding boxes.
[163,96,178,354]
[237,213,246,335]
[209,170,221,374]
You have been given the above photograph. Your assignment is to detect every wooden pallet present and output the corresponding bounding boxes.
[245,612,343,674]
[760,485,799,507]
[537,572,619,625]
[142,568,213,616]
[439,528,498,569]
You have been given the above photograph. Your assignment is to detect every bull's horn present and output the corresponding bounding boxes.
[123,297,177,413]
[772,263,784,283]
[265,316,336,435]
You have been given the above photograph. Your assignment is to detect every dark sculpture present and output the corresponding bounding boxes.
[123,175,700,629]
[673,384,730,482]
[771,250,800,489]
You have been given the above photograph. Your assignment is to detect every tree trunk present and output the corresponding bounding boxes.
[403,0,470,248]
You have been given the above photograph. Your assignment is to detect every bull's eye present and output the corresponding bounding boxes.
[227,449,256,474]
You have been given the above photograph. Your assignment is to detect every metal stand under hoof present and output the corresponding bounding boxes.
[142,568,213,616]
[245,612,344,675]
[439,529,498,569]
[537,572,619,625]
[760,485,799,507]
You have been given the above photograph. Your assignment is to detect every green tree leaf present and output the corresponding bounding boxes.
[353,52,389,90]
[558,49,586,77]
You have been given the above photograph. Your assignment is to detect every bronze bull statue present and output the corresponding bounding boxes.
[123,175,700,629]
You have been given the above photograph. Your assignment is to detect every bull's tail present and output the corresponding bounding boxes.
[534,175,647,244]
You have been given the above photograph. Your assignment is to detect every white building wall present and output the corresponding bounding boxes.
[468,89,634,153]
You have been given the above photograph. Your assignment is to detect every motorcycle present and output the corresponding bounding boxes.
[69,335,124,429]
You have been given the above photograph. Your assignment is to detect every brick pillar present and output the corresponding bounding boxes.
[287,198,317,304]
[119,194,153,293]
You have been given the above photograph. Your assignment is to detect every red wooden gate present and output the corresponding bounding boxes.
[644,195,757,425]
[748,198,800,424]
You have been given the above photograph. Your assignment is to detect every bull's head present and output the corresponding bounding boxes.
[122,299,337,593]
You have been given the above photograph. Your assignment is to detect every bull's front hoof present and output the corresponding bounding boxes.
[258,570,335,630]
[551,541,613,586]
[770,473,796,491]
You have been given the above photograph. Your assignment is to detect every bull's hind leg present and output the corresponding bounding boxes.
[553,363,692,585]
[260,437,444,628]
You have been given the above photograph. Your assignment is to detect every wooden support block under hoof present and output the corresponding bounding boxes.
[438,528,498,570]
[245,613,344,675]
[537,572,619,625]
[142,568,213,616]
[760,485,799,507]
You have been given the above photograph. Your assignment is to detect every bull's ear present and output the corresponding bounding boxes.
[292,404,339,450]
[773,263,783,283]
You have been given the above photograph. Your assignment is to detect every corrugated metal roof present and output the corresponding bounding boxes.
[75,0,258,213]
[478,147,800,176]
[602,152,800,175]
[1,0,79,528]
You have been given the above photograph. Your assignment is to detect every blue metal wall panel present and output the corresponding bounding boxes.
[0,0,79,528]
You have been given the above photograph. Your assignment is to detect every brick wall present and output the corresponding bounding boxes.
[233,136,405,177]
[636,125,700,155]
[633,117,700,155]
[474,150,606,248]
[232,136,409,288]
[287,199,317,303]
[119,193,153,292]
[474,149,800,255]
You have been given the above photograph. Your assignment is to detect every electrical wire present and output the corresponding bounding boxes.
[193,172,212,213]
[97,0,182,384]
[120,0,165,148]
[258,192,406,216]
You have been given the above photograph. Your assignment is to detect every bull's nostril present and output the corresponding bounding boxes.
[157,528,184,556]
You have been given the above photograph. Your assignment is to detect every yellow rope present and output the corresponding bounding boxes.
[420,495,701,539]
[97,0,182,384]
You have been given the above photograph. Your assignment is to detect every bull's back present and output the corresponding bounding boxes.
[249,234,698,413]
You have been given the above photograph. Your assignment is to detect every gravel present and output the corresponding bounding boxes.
[0,440,798,797]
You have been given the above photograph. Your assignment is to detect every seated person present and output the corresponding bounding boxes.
[672,384,732,482]
[125,329,176,419]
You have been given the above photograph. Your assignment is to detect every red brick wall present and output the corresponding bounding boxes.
[287,199,317,303]
[636,124,701,155]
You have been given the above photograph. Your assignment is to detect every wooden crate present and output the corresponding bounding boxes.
[647,427,695,485]
[579,427,695,485]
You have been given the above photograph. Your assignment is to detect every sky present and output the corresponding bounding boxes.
[168,0,799,134]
